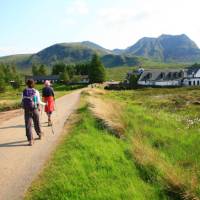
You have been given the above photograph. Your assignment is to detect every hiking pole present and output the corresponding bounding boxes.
[50,122,55,135]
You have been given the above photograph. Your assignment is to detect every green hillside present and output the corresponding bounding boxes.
[0,54,32,68]
[0,35,198,71]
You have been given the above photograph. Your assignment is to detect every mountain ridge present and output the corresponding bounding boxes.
[1,34,200,69]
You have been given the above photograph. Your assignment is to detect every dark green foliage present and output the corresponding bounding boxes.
[129,74,139,88]
[75,63,90,75]
[52,62,90,83]
[101,54,141,67]
[52,62,89,76]
[52,63,66,75]
[59,70,70,84]
[89,54,106,83]
[0,64,22,92]
[190,62,200,68]
[32,64,39,75]
[32,64,47,75]
[38,64,47,75]
[0,77,6,92]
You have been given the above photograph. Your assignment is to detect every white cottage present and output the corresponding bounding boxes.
[136,66,200,87]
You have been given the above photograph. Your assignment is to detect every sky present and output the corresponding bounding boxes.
[0,0,200,56]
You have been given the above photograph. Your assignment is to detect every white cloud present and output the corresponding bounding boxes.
[81,0,200,49]
[66,0,89,15]
[97,7,150,28]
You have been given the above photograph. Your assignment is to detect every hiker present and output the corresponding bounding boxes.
[22,79,45,146]
[42,80,55,126]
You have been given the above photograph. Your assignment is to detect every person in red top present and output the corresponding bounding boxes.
[42,80,55,126]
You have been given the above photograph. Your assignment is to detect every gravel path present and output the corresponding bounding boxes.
[0,90,81,200]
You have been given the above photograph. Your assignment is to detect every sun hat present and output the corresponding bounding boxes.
[44,80,51,86]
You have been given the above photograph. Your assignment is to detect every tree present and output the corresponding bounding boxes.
[65,64,75,79]
[89,54,106,83]
[129,74,138,88]
[59,70,70,84]
[38,64,47,75]
[0,69,6,92]
[52,63,66,75]
[75,63,90,75]
[32,64,39,75]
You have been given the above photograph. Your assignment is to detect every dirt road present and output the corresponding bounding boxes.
[0,90,81,200]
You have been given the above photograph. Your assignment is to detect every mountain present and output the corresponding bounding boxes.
[124,34,200,62]
[0,54,32,68]
[1,34,200,70]
[27,42,112,66]
[0,41,145,69]
[101,54,143,67]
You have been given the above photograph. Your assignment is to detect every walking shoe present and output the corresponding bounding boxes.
[48,121,52,126]
[28,140,34,146]
[38,132,44,140]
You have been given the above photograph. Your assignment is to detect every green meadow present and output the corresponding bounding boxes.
[25,87,200,200]
[0,84,85,112]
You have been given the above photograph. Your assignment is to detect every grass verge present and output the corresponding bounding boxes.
[25,96,167,200]
[25,87,200,200]
[0,84,86,112]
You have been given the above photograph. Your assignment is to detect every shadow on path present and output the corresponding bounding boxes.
[0,140,28,147]
[0,125,25,130]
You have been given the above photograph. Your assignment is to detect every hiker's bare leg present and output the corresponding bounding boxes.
[47,112,52,126]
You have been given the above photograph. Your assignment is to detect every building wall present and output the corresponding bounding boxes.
[183,78,200,86]
[138,80,180,86]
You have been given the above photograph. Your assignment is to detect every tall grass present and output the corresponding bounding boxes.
[25,101,164,200]
[103,88,200,199]
[25,87,200,199]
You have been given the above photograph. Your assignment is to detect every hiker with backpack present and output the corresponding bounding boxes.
[42,80,55,126]
[22,79,45,146]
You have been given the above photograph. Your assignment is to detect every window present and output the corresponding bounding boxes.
[193,81,196,86]
[189,81,191,86]
[145,73,152,80]
[160,72,165,79]
[198,80,200,85]
[174,72,178,78]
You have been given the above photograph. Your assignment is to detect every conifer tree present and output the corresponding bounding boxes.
[38,64,47,75]
[32,64,39,75]
[89,54,106,83]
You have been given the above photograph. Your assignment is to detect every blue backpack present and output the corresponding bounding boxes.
[22,88,37,110]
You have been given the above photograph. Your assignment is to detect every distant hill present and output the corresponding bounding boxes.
[1,34,200,70]
[0,42,146,69]
[0,54,32,68]
[25,42,112,67]
[124,34,200,62]
[101,54,145,67]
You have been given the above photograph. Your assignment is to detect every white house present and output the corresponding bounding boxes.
[135,66,200,87]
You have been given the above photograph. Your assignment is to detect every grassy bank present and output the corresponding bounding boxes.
[25,98,167,200]
[104,88,200,199]
[0,84,86,112]
[25,87,200,199]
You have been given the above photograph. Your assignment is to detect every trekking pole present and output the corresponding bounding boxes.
[50,122,55,134]
[41,105,43,117]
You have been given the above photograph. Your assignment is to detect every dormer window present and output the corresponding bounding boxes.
[174,72,178,78]
[145,73,152,80]
[160,72,165,79]
[168,72,173,79]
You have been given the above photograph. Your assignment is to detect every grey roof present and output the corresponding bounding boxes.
[186,66,200,76]
[138,69,185,82]
[25,75,59,81]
